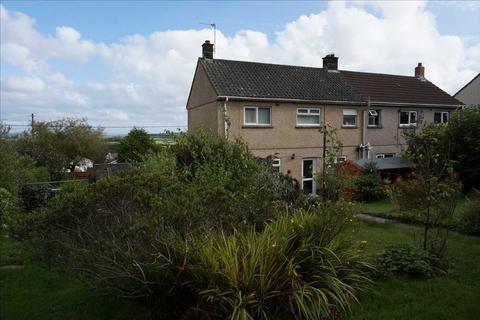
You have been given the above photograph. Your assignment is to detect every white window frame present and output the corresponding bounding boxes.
[272,158,281,171]
[335,155,347,163]
[296,108,321,126]
[376,153,396,159]
[368,109,381,127]
[302,158,317,195]
[434,111,449,124]
[343,109,358,127]
[399,111,418,127]
[243,106,272,126]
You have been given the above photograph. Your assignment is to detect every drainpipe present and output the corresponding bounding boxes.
[362,97,370,159]
[223,96,229,139]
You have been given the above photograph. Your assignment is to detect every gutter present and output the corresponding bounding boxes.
[217,96,365,106]
[217,96,463,109]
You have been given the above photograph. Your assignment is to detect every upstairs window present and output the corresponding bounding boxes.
[399,111,417,127]
[244,106,271,125]
[335,155,347,163]
[297,108,320,126]
[434,111,449,124]
[376,153,396,159]
[343,109,358,127]
[368,109,381,127]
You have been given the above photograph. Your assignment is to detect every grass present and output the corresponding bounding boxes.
[0,235,145,320]
[361,197,468,224]
[348,220,480,320]
[1,220,479,320]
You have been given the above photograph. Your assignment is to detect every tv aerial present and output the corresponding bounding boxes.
[200,22,216,53]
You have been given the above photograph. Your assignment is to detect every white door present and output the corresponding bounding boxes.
[302,158,316,195]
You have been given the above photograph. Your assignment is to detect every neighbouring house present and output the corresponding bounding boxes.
[454,73,480,106]
[187,40,463,194]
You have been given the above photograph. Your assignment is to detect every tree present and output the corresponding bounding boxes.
[16,118,107,179]
[445,106,480,190]
[391,125,461,259]
[0,123,46,193]
[117,128,158,163]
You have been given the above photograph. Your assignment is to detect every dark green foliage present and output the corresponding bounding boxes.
[378,245,436,278]
[355,167,386,202]
[30,130,373,319]
[457,190,480,236]
[446,107,480,190]
[18,184,50,211]
[117,128,158,163]
[0,188,18,234]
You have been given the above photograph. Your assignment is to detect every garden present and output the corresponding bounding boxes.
[1,107,480,319]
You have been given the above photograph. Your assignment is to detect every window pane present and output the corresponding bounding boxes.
[303,160,313,178]
[343,115,357,126]
[368,114,379,126]
[245,108,256,124]
[343,109,357,116]
[442,112,449,123]
[384,154,394,158]
[298,109,308,114]
[410,112,417,123]
[309,109,320,114]
[297,114,320,125]
[434,112,441,123]
[400,112,409,124]
[303,180,313,195]
[258,108,270,124]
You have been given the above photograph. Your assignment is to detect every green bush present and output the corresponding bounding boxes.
[457,190,480,236]
[32,131,373,319]
[378,245,436,278]
[354,171,386,202]
[197,206,373,319]
[0,188,18,232]
[18,184,50,211]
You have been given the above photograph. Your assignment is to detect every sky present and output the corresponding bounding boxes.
[1,1,479,135]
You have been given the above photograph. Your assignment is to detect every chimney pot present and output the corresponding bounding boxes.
[202,40,214,59]
[415,62,425,78]
[322,54,338,70]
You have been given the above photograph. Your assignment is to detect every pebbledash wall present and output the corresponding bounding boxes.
[186,58,458,188]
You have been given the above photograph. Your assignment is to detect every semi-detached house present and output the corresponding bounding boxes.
[187,41,464,194]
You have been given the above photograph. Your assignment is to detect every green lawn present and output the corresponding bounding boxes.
[0,236,145,320]
[361,197,468,224]
[348,220,480,320]
[1,221,479,320]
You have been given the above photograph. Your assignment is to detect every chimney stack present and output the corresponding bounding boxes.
[322,54,338,71]
[415,62,425,78]
[202,40,214,59]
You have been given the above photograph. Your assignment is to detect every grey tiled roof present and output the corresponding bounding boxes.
[200,58,364,102]
[199,58,463,106]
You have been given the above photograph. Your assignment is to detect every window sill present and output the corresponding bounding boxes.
[399,125,417,129]
[295,125,321,129]
[367,125,383,129]
[242,125,274,129]
[341,125,358,129]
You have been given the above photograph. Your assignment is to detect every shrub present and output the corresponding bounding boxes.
[18,184,50,211]
[354,170,386,202]
[196,205,373,319]
[0,188,18,232]
[378,245,437,278]
[457,190,480,236]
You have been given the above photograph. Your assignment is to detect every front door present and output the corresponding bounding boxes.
[302,158,316,195]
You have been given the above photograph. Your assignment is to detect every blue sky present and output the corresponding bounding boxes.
[1,1,479,134]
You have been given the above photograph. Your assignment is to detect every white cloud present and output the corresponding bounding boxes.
[1,2,479,133]
[1,76,45,92]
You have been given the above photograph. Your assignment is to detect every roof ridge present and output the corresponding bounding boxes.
[201,57,327,71]
[339,69,417,79]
